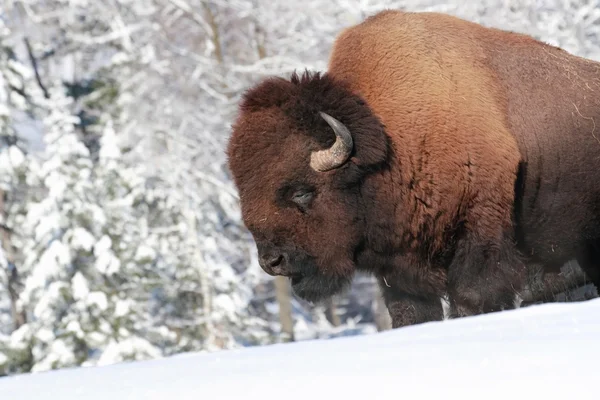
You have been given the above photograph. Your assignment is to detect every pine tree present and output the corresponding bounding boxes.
[0,18,46,376]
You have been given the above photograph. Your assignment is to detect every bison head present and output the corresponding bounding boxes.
[227,71,389,303]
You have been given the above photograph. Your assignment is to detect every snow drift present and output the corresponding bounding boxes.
[0,298,598,399]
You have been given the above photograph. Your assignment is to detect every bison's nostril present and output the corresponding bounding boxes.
[259,254,286,276]
[268,255,284,268]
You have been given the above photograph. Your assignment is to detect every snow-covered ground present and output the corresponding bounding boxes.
[0,298,598,399]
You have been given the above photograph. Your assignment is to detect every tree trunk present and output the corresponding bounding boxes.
[185,207,217,348]
[324,297,341,327]
[274,276,295,342]
[373,287,392,332]
[0,190,26,330]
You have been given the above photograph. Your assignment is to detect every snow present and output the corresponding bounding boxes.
[31,339,77,373]
[32,281,68,320]
[66,320,84,338]
[87,292,108,311]
[94,236,121,275]
[99,121,121,162]
[96,337,162,367]
[7,59,33,81]
[94,235,113,255]
[71,272,90,300]
[34,328,54,343]
[134,245,156,262]
[212,294,237,319]
[94,251,121,275]
[23,241,71,298]
[8,325,32,350]
[0,146,26,173]
[69,227,96,252]
[114,299,133,317]
[1,299,599,398]
[30,209,61,242]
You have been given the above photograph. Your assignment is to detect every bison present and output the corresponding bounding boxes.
[226,10,600,328]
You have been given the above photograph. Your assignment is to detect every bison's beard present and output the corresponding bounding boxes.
[290,273,352,303]
[289,258,355,303]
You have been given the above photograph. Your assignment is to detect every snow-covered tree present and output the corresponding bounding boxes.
[0,16,48,375]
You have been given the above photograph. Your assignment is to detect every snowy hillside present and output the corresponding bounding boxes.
[1,299,598,399]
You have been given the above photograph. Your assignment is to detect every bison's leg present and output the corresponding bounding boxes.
[576,242,600,293]
[378,279,443,328]
[520,261,596,306]
[446,230,526,319]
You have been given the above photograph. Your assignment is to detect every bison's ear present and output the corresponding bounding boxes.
[349,113,390,170]
[239,77,295,113]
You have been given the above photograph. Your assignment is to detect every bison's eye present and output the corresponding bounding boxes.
[291,189,314,210]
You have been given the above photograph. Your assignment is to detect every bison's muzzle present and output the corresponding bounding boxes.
[256,243,351,303]
[258,252,288,277]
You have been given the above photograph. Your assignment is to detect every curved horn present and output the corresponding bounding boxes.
[310,111,354,172]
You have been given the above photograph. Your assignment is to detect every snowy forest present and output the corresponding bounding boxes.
[1,0,600,377]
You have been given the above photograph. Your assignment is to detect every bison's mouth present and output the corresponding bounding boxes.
[258,248,354,303]
[289,270,352,303]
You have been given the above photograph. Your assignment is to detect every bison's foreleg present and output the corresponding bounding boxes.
[575,241,600,293]
[445,167,527,317]
[446,230,526,318]
[378,278,444,328]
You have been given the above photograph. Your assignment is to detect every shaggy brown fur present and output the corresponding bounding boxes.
[227,10,600,328]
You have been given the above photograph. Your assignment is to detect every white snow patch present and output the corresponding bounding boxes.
[66,320,84,339]
[110,52,130,65]
[87,204,107,226]
[134,245,156,262]
[94,235,112,254]
[9,325,32,350]
[31,339,76,373]
[7,59,33,80]
[87,332,108,348]
[114,299,132,318]
[99,121,121,162]
[8,145,25,167]
[0,244,7,269]
[35,327,55,344]
[71,272,90,301]
[95,252,121,275]
[45,172,69,199]
[69,227,96,252]
[32,281,67,320]
[212,294,236,319]
[1,299,599,399]
[31,209,61,243]
[94,235,121,275]
[96,337,162,367]
[0,146,26,173]
[87,292,108,311]
[23,241,70,300]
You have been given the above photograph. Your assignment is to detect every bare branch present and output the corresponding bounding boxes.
[166,0,213,36]
[23,38,49,99]
[66,23,146,46]
[202,2,224,65]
